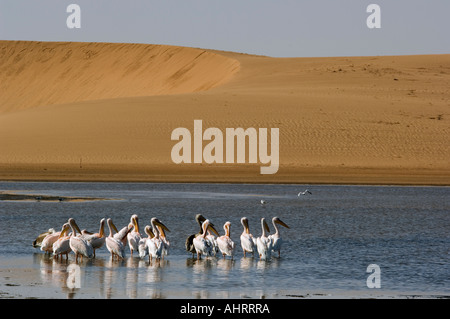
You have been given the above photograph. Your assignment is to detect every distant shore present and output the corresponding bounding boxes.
[1,164,448,186]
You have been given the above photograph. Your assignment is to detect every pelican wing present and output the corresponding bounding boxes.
[70,236,94,258]
[240,233,255,253]
[217,236,235,257]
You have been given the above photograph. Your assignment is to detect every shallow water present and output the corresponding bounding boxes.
[0,181,449,299]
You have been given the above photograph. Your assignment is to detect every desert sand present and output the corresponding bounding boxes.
[0,41,449,185]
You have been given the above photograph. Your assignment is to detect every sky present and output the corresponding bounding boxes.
[0,0,449,58]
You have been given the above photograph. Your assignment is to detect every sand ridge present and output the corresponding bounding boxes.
[0,41,449,185]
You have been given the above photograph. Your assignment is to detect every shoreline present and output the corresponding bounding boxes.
[1,164,449,186]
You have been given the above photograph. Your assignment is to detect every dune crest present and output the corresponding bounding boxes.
[0,41,240,113]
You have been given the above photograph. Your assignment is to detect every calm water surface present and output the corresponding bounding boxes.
[0,181,448,299]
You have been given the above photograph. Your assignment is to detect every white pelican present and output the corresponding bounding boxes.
[268,217,290,258]
[217,221,235,259]
[206,229,219,257]
[105,218,129,260]
[33,228,55,248]
[127,214,142,256]
[298,189,312,196]
[240,217,256,257]
[113,222,132,247]
[256,218,272,260]
[157,224,170,258]
[68,218,94,261]
[52,223,72,260]
[81,218,106,257]
[185,214,208,257]
[40,227,63,253]
[193,219,219,260]
[147,218,170,263]
[139,226,154,259]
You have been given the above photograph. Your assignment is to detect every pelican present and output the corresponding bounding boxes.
[127,215,142,256]
[113,222,132,247]
[33,228,55,248]
[147,218,170,263]
[81,218,106,257]
[139,226,154,259]
[206,229,219,257]
[185,214,209,257]
[193,219,219,260]
[217,221,235,259]
[68,218,94,261]
[40,228,61,253]
[298,189,312,196]
[268,217,290,258]
[240,217,256,257]
[105,218,130,260]
[157,224,170,258]
[256,218,272,260]
[52,223,72,260]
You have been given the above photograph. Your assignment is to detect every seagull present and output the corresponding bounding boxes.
[298,190,312,196]
[260,199,266,206]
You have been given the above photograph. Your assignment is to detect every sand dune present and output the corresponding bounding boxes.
[0,41,449,184]
[0,41,239,113]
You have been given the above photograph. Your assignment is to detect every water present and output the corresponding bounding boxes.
[0,181,448,299]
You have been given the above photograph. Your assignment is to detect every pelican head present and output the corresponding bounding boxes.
[150,217,170,233]
[144,225,155,239]
[202,219,220,237]
[68,218,82,235]
[241,217,250,233]
[261,218,270,233]
[273,216,290,229]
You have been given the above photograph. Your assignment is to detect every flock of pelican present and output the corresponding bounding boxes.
[33,213,290,262]
[185,214,290,261]
[34,215,170,263]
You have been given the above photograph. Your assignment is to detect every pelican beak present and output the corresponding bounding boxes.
[72,220,82,234]
[59,224,69,238]
[111,220,119,233]
[243,218,250,233]
[133,216,140,233]
[145,225,155,239]
[154,219,170,233]
[208,224,220,237]
[275,218,290,229]
[263,219,271,233]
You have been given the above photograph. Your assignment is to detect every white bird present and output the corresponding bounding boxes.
[240,217,256,257]
[33,228,55,248]
[105,218,131,260]
[256,218,272,260]
[147,218,170,263]
[52,223,72,259]
[127,214,142,256]
[193,219,219,260]
[206,230,219,257]
[298,189,312,196]
[113,221,132,247]
[185,214,209,257]
[268,217,290,258]
[217,221,235,259]
[81,218,106,257]
[138,226,154,259]
[260,199,266,206]
[156,223,170,258]
[68,218,94,261]
[40,228,63,253]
